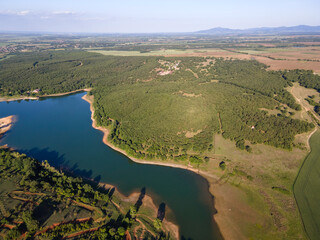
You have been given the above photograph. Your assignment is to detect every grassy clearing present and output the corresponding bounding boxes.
[294,130,320,240]
[287,83,320,122]
[207,133,309,239]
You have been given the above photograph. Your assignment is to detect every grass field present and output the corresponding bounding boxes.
[294,130,320,240]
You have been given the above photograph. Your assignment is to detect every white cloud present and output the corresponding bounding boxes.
[17,10,30,16]
[0,10,30,16]
[52,11,75,15]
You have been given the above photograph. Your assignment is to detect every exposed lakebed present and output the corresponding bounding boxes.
[0,92,222,240]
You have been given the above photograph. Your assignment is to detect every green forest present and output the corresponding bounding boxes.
[0,148,173,240]
[0,51,317,165]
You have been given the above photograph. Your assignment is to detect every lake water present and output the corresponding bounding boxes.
[0,92,222,240]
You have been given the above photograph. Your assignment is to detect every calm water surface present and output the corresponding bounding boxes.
[0,93,222,240]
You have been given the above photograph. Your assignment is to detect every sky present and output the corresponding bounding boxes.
[0,0,320,33]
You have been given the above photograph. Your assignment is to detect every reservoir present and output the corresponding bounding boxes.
[0,92,222,240]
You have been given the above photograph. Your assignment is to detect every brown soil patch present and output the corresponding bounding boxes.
[176,90,201,98]
[182,92,201,97]
[62,227,99,239]
[254,56,320,73]
[185,129,202,138]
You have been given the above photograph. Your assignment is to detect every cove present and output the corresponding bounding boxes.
[0,92,222,240]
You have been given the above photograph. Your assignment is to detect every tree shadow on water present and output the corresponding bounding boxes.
[69,163,93,179]
[18,147,99,182]
[19,147,66,167]
[135,187,146,212]
[157,202,166,221]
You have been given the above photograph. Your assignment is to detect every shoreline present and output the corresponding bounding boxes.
[97,182,179,239]
[0,115,16,140]
[81,93,230,239]
[0,88,92,103]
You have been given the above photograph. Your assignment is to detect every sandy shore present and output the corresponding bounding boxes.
[0,88,92,103]
[82,93,245,239]
[98,182,179,239]
[0,115,15,139]
[0,96,38,102]
[40,88,92,98]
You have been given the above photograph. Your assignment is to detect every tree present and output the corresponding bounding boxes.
[236,139,245,150]
[129,206,136,218]
[245,145,252,153]
[22,211,39,232]
[117,227,125,236]
[153,218,162,231]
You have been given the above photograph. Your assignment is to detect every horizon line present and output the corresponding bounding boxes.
[1,24,320,35]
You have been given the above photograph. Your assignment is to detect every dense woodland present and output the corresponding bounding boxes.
[0,51,317,165]
[0,149,172,240]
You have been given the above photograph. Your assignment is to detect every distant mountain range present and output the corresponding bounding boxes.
[195,25,320,35]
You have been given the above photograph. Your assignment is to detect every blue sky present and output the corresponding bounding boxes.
[1,0,320,33]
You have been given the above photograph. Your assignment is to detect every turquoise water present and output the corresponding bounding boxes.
[0,93,222,240]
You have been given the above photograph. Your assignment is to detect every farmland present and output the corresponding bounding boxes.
[88,49,220,56]
[88,45,320,73]
[294,130,320,240]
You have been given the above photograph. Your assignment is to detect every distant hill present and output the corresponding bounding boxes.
[196,25,320,35]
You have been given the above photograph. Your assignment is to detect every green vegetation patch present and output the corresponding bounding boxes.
[294,130,320,240]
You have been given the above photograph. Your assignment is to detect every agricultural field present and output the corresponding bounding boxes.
[294,130,320,240]
[238,46,320,61]
[89,45,320,74]
[88,49,218,56]
[0,149,176,240]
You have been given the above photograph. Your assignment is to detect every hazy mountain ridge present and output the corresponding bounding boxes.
[196,25,320,35]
